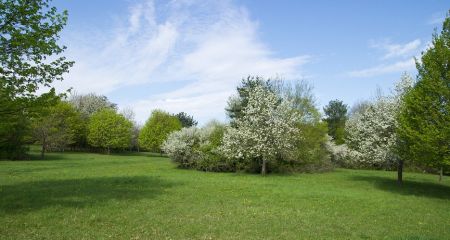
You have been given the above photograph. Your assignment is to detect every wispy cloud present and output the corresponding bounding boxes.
[428,12,446,25]
[348,59,415,78]
[370,39,421,60]
[57,0,310,123]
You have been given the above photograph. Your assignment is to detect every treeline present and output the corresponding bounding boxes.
[162,15,450,181]
[1,0,448,181]
[6,92,198,158]
[163,77,331,174]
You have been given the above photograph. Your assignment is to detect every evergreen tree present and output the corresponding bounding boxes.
[323,100,348,144]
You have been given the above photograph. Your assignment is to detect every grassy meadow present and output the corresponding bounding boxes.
[0,149,449,239]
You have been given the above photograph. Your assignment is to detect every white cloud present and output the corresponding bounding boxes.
[58,0,310,124]
[348,58,415,78]
[370,39,421,60]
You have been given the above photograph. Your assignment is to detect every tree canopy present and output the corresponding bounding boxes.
[397,13,450,181]
[0,0,73,159]
[139,110,182,153]
[87,109,133,154]
[323,100,348,144]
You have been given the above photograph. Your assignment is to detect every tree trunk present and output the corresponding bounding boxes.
[41,144,46,159]
[439,167,443,182]
[261,159,267,176]
[397,160,403,185]
[106,146,110,155]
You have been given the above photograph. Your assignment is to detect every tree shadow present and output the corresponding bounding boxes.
[0,176,176,215]
[350,175,450,200]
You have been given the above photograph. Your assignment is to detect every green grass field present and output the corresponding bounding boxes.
[1,150,449,239]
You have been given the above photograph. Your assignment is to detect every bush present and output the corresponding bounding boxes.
[162,121,234,171]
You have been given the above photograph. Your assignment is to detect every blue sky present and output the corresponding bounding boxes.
[52,0,449,124]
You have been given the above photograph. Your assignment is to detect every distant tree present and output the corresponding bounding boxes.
[120,107,140,151]
[397,14,450,182]
[32,101,83,159]
[175,112,198,128]
[221,85,300,175]
[139,110,182,153]
[87,109,133,154]
[68,93,117,148]
[69,93,117,119]
[0,0,73,159]
[323,100,348,144]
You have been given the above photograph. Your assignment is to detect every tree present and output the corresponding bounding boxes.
[139,110,182,153]
[69,92,117,119]
[120,107,140,151]
[0,0,73,159]
[87,109,133,154]
[175,112,198,128]
[323,100,348,144]
[345,74,413,177]
[225,76,275,123]
[397,14,450,182]
[32,101,83,159]
[67,93,117,149]
[221,85,300,175]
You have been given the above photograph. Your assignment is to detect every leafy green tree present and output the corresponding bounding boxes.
[139,110,182,153]
[32,101,83,159]
[68,93,117,149]
[87,109,133,154]
[0,0,73,159]
[397,13,450,181]
[175,112,198,128]
[323,100,348,144]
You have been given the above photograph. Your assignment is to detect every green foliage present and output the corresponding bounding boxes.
[290,122,332,172]
[0,0,73,159]
[323,99,348,144]
[87,109,133,153]
[175,112,198,128]
[139,110,182,152]
[32,101,83,158]
[397,13,450,171]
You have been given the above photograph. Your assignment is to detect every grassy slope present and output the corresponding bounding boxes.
[0,150,449,240]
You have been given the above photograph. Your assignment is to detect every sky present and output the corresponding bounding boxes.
[51,0,449,124]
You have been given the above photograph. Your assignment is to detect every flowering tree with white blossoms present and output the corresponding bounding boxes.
[221,85,300,175]
[345,73,414,170]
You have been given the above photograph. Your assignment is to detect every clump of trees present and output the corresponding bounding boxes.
[0,0,73,159]
[328,13,450,183]
[32,101,84,158]
[163,77,332,175]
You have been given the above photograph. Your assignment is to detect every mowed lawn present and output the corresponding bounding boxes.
[1,150,449,240]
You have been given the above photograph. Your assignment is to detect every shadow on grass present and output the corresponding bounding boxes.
[0,176,176,215]
[351,175,450,200]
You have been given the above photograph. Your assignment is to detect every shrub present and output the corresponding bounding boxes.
[162,122,233,171]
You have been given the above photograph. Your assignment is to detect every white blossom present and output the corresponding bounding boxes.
[220,85,301,172]
[344,73,414,169]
